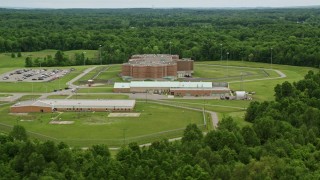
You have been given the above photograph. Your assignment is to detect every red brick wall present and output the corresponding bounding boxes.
[122,64,131,76]
[113,88,130,93]
[10,106,52,113]
[177,60,194,71]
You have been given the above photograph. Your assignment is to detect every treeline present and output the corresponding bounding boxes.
[3,71,320,179]
[1,8,320,66]
[25,50,94,67]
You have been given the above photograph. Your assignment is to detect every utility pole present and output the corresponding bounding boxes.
[99,45,102,65]
[226,52,229,77]
[123,128,127,145]
[169,41,172,55]
[220,44,223,61]
[270,47,273,69]
[83,51,86,66]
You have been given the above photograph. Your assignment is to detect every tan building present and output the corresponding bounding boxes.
[10,99,136,113]
[122,54,193,80]
[114,81,230,97]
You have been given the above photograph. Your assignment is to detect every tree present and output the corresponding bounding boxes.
[241,126,260,147]
[25,57,33,67]
[182,124,203,143]
[11,53,15,58]
[218,117,239,132]
[9,125,28,141]
[17,52,22,57]
[90,144,110,158]
[54,50,65,66]
[245,101,260,122]
[253,117,276,144]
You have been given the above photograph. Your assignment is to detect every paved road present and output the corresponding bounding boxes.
[67,66,98,88]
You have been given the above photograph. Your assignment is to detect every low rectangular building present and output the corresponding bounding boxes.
[114,81,230,97]
[10,99,136,113]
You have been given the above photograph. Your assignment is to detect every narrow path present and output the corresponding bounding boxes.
[149,100,219,128]
[67,66,98,88]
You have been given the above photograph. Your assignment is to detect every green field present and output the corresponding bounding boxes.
[77,87,114,93]
[46,95,69,99]
[17,95,42,101]
[69,94,129,99]
[0,94,12,97]
[193,63,278,82]
[0,102,203,147]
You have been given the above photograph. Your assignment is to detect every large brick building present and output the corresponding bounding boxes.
[121,54,194,80]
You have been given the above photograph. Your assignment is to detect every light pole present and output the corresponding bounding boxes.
[123,128,127,145]
[270,47,273,69]
[226,52,229,77]
[145,90,148,103]
[220,44,223,61]
[83,51,86,66]
[99,45,102,65]
[169,41,172,55]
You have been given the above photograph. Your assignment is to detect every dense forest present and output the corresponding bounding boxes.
[2,70,320,179]
[1,8,320,66]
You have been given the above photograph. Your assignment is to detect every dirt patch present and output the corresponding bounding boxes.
[90,83,105,87]
[10,113,29,116]
[108,113,140,117]
[20,120,34,122]
[50,121,74,124]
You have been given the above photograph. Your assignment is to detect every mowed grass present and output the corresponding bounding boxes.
[193,64,277,82]
[0,94,12,97]
[69,94,129,99]
[77,87,114,93]
[159,99,249,127]
[46,95,69,99]
[0,102,203,147]
[18,95,41,101]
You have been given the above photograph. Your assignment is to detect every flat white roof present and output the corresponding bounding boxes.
[114,83,130,89]
[170,87,230,91]
[114,81,213,89]
[12,99,136,108]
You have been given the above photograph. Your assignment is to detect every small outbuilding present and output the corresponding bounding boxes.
[235,91,247,100]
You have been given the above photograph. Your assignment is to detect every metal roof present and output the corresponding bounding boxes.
[130,81,212,88]
[170,87,230,91]
[114,83,130,89]
[12,99,136,108]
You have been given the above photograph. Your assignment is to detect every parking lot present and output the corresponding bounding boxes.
[0,68,75,82]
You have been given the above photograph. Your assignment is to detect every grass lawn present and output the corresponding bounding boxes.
[69,94,129,99]
[47,95,69,99]
[0,94,12,97]
[0,102,203,147]
[193,64,278,82]
[77,87,114,93]
[159,99,249,127]
[18,95,41,101]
